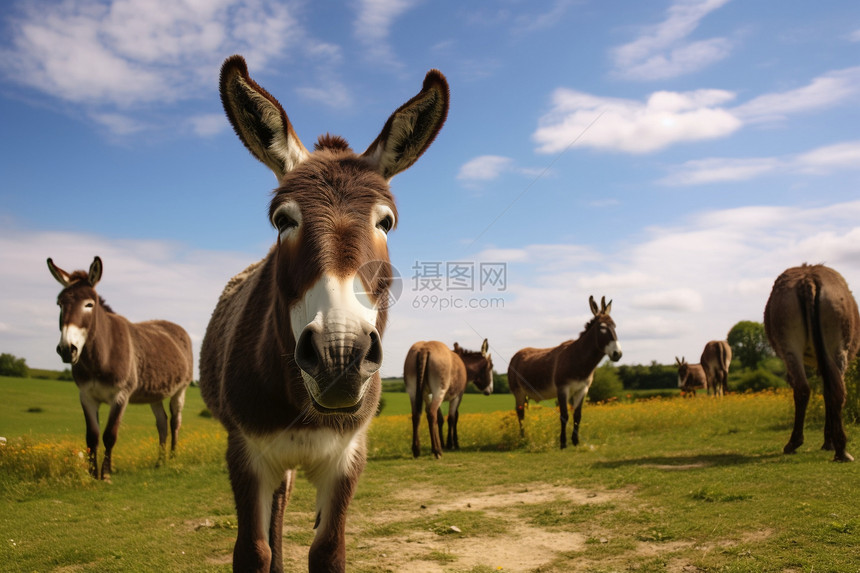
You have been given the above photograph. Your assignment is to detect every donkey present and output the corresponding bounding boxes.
[47,256,193,480]
[199,55,448,572]
[701,340,732,396]
[508,295,622,449]
[404,339,493,458]
[764,264,860,462]
[675,356,707,397]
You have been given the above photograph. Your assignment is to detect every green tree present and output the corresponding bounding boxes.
[0,353,29,377]
[727,321,773,370]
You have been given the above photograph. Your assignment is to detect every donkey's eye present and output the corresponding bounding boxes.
[274,212,298,233]
[85,302,94,309]
[376,215,394,234]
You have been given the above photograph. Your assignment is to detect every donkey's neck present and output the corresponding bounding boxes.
[557,325,605,379]
[78,307,125,379]
[458,353,486,383]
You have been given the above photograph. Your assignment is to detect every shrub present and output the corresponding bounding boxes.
[588,362,624,403]
[617,361,677,390]
[731,368,786,393]
[0,353,29,377]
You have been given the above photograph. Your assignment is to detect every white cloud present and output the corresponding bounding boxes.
[457,156,514,182]
[353,0,420,67]
[0,0,326,134]
[660,157,782,185]
[295,80,353,110]
[796,140,860,173]
[187,113,228,137]
[90,112,150,135]
[660,139,860,185]
[533,88,741,154]
[631,288,703,312]
[612,0,733,80]
[535,67,860,155]
[733,67,860,123]
[1,0,299,107]
[851,29,860,42]
[456,155,546,190]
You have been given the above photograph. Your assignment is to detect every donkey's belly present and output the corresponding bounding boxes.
[561,379,591,394]
[78,380,122,404]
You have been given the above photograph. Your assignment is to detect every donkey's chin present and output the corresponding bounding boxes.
[301,371,370,414]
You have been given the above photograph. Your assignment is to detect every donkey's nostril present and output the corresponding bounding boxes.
[363,330,382,372]
[294,328,321,377]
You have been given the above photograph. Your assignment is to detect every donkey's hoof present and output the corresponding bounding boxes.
[783,443,800,454]
[833,452,854,462]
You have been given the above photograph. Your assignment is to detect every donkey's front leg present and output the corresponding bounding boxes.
[79,392,101,478]
[308,450,366,572]
[268,470,295,572]
[226,433,280,573]
[101,398,129,481]
[570,385,589,447]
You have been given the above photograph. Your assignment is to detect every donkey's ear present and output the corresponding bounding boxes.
[481,338,489,356]
[603,298,612,315]
[589,295,599,316]
[47,258,71,287]
[362,69,449,180]
[88,256,103,287]
[675,356,681,366]
[220,55,310,181]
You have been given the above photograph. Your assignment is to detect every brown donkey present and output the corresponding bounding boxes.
[764,264,860,462]
[508,295,622,449]
[47,256,193,480]
[675,356,707,397]
[404,339,493,458]
[701,340,732,396]
[199,55,448,572]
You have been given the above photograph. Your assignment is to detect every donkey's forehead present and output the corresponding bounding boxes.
[270,152,395,215]
[57,281,96,302]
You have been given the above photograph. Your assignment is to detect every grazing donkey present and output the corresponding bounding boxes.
[701,340,732,396]
[199,55,448,572]
[675,356,707,397]
[404,339,494,458]
[764,264,860,462]
[47,256,193,480]
[509,296,622,449]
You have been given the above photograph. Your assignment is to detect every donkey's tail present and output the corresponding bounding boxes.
[803,276,838,392]
[717,342,730,392]
[414,349,430,415]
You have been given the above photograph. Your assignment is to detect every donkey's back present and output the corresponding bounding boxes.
[128,318,193,403]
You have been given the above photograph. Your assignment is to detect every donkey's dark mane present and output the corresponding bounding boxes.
[315,134,352,152]
[455,347,484,358]
[580,315,607,337]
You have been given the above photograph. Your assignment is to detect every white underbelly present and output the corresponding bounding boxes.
[78,380,122,404]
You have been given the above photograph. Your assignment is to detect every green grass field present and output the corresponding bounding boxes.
[2,376,858,572]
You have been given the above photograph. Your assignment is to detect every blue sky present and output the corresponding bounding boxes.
[2,0,860,378]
